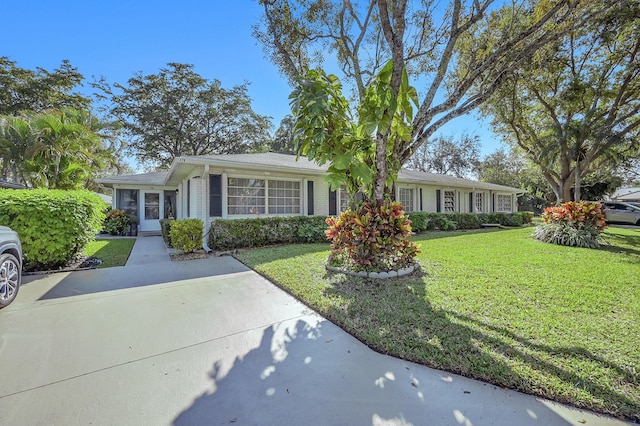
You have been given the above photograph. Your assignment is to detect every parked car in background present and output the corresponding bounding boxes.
[602,201,640,226]
[0,226,22,308]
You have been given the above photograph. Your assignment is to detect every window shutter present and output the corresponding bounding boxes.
[307,181,314,215]
[209,174,222,216]
[492,193,496,212]
[469,192,473,213]
[419,188,423,211]
[436,190,441,213]
[329,189,337,216]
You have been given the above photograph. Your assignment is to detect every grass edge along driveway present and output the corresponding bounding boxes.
[235,227,640,421]
[84,237,136,268]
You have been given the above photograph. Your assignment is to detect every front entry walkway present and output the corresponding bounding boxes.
[125,235,173,266]
[0,237,627,425]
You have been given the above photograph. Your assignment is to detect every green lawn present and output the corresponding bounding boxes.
[235,226,640,420]
[84,237,136,268]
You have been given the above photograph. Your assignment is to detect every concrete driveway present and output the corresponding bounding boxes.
[0,237,629,425]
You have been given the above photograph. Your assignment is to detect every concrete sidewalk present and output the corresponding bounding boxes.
[0,237,630,425]
[126,235,175,266]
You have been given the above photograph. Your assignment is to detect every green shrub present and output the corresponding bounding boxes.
[449,213,482,229]
[407,211,428,232]
[294,216,329,242]
[170,219,203,253]
[425,213,458,231]
[532,221,603,249]
[208,216,328,250]
[160,219,173,247]
[104,208,130,235]
[0,189,105,271]
[515,211,534,224]
[533,201,606,248]
[326,200,419,272]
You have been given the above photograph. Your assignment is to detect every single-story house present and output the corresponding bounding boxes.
[610,187,640,203]
[97,152,523,235]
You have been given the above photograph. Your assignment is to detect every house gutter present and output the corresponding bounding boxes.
[201,164,212,253]
[171,156,328,177]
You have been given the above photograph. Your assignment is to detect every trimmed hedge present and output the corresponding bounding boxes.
[408,211,534,233]
[0,189,105,271]
[160,219,173,247]
[208,216,328,250]
[170,219,203,253]
[208,211,534,250]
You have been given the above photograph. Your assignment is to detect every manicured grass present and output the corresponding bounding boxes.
[83,238,136,268]
[235,226,640,420]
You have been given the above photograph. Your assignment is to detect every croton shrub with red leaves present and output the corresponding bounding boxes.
[325,200,420,272]
[534,201,606,248]
[541,201,607,230]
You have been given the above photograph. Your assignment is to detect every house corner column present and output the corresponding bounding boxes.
[221,172,228,219]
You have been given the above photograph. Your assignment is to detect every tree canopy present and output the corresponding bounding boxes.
[0,109,118,189]
[270,115,297,154]
[480,0,640,202]
[96,63,272,170]
[257,0,610,200]
[0,57,90,115]
[406,134,480,178]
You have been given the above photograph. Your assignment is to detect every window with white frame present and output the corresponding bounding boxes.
[339,185,349,212]
[268,180,301,214]
[475,192,484,213]
[227,178,266,215]
[398,188,415,212]
[496,194,512,212]
[227,177,303,215]
[444,190,455,212]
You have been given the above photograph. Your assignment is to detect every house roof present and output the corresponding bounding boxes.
[398,169,521,192]
[98,152,523,193]
[97,171,169,186]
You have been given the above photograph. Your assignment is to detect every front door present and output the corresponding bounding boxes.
[140,191,162,232]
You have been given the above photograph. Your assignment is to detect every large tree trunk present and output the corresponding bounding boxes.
[574,168,581,202]
[373,133,388,200]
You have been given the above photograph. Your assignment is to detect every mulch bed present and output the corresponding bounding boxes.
[24,256,103,275]
[169,250,212,261]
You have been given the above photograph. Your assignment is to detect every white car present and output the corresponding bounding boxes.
[0,226,22,308]
[602,202,640,226]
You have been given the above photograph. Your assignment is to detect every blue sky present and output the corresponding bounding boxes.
[4,0,500,159]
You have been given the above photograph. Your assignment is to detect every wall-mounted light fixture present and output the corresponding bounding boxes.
[175,188,179,194]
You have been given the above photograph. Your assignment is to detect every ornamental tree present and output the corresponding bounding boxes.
[479,1,640,202]
[256,0,608,201]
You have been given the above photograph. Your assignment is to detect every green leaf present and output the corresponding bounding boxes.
[333,152,353,170]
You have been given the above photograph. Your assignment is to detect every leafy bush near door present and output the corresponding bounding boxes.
[0,189,105,271]
[104,209,130,235]
[160,219,173,246]
[170,219,204,253]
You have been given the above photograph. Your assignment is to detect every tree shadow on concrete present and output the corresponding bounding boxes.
[173,318,427,425]
[319,272,638,422]
[171,306,620,425]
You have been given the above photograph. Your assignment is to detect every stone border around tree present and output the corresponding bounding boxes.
[325,262,419,279]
